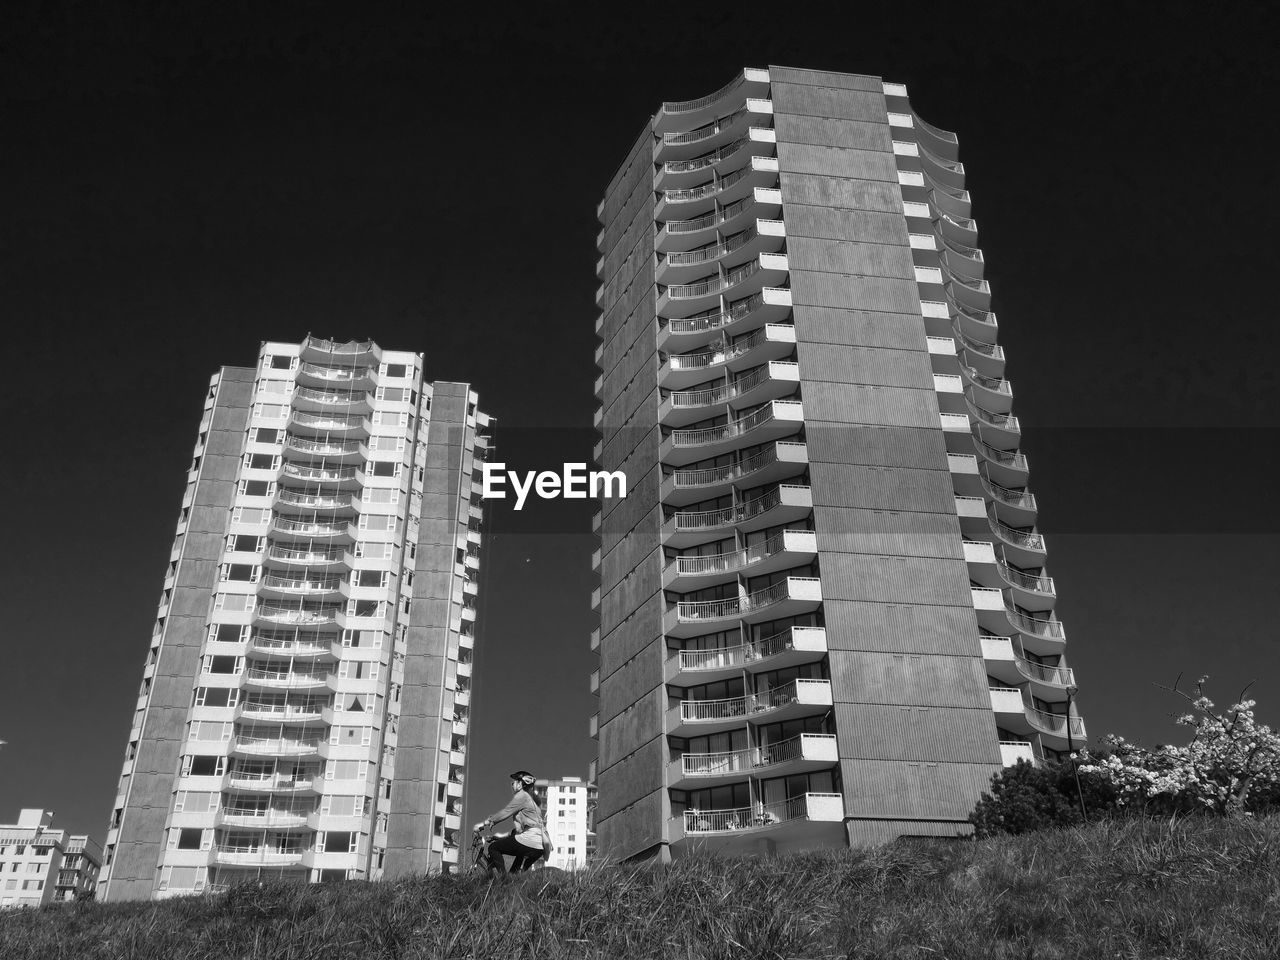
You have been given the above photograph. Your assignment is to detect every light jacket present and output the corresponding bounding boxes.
[486,790,548,849]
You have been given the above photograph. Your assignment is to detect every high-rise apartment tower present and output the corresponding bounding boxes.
[99,338,490,899]
[590,66,1082,860]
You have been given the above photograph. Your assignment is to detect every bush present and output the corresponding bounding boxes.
[970,759,1116,838]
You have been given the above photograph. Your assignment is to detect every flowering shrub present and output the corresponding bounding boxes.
[969,759,1115,838]
[1078,678,1280,817]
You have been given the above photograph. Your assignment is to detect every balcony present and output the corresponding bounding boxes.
[656,158,780,222]
[657,254,789,321]
[662,440,807,506]
[236,700,327,724]
[212,847,307,867]
[972,438,1029,487]
[959,366,1011,414]
[232,736,321,758]
[980,635,1075,696]
[663,528,817,590]
[654,98,773,162]
[300,336,380,366]
[953,326,1005,378]
[660,398,803,466]
[288,410,368,437]
[658,288,792,356]
[668,733,838,789]
[291,386,372,415]
[653,68,770,134]
[983,477,1037,525]
[937,233,984,280]
[225,772,318,793]
[966,400,1020,448]
[263,545,347,570]
[670,793,844,852]
[666,625,827,685]
[990,687,1085,750]
[951,305,999,344]
[270,517,354,543]
[295,362,374,391]
[280,463,361,488]
[657,218,785,286]
[243,667,330,691]
[660,323,797,391]
[273,489,358,515]
[663,484,812,549]
[218,809,311,830]
[988,511,1047,567]
[284,434,365,463]
[658,187,783,248]
[253,603,340,629]
[258,573,344,599]
[665,576,822,639]
[655,124,776,191]
[660,360,800,428]
[668,678,833,737]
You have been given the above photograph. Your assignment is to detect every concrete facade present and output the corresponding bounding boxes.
[590,66,1082,861]
[99,339,490,900]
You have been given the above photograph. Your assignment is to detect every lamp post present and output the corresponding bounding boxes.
[1065,684,1087,821]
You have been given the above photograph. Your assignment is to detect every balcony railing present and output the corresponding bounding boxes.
[260,574,344,592]
[975,439,1028,470]
[663,107,746,145]
[1006,607,1066,640]
[294,387,366,405]
[254,604,340,625]
[664,225,757,266]
[982,478,1036,510]
[668,323,782,372]
[281,464,359,483]
[683,792,840,833]
[298,362,367,382]
[272,518,349,537]
[666,195,752,235]
[275,490,352,510]
[989,514,1045,551]
[1026,705,1084,738]
[245,667,329,684]
[679,733,834,776]
[290,411,365,431]
[669,483,799,531]
[285,436,362,456]
[666,291,765,337]
[304,337,375,356]
[662,74,746,115]
[663,136,749,175]
[669,401,778,447]
[669,441,799,490]
[673,578,817,623]
[663,166,753,205]
[672,529,809,577]
[1014,655,1074,687]
[997,561,1054,595]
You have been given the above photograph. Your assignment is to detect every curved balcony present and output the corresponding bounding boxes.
[299,336,380,366]
[262,545,348,570]
[661,398,803,466]
[926,179,973,222]
[658,286,792,353]
[283,435,364,464]
[657,254,789,321]
[655,99,773,162]
[665,625,827,686]
[661,361,800,428]
[980,635,1075,699]
[225,773,318,794]
[949,303,998,344]
[236,699,326,724]
[247,634,337,660]
[656,127,775,191]
[953,325,1004,378]
[291,386,372,415]
[989,687,1084,750]
[218,809,311,830]
[657,219,785,286]
[973,438,1029,487]
[270,517,354,543]
[672,792,844,851]
[279,463,361,489]
[273,489,358,516]
[669,678,832,737]
[937,233,983,280]
[231,736,321,758]
[916,140,966,190]
[668,733,838,790]
[660,324,796,393]
[212,848,308,867]
[941,265,991,312]
[295,362,375,391]
[664,576,822,638]
[1007,607,1067,649]
[654,68,770,133]
[243,666,331,691]
[997,560,1056,611]
[658,188,783,248]
[910,112,959,161]
[988,512,1047,566]
[287,410,368,437]
[662,440,807,506]
[966,400,1020,447]
[252,603,340,630]
[937,209,979,247]
[657,155,779,219]
[982,477,1037,526]
[663,484,812,549]
[258,573,344,599]
[663,528,817,590]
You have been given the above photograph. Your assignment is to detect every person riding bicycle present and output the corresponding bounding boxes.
[473,770,551,873]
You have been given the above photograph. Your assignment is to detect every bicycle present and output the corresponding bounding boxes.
[470,827,553,877]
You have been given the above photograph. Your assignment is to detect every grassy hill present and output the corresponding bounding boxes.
[2,816,1277,959]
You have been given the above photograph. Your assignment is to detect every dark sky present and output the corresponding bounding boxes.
[2,2,1278,841]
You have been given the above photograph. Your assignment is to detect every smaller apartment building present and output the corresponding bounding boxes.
[0,810,102,907]
[530,778,597,871]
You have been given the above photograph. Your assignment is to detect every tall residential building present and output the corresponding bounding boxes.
[530,777,598,871]
[590,66,1082,861]
[99,338,490,900]
[0,810,101,907]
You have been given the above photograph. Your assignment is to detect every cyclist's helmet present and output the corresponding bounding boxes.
[509,770,536,787]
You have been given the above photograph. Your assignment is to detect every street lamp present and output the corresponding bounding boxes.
[1065,684,1087,821]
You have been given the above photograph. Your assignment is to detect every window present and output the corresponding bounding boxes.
[176,829,203,850]
[322,832,353,853]
[26,862,40,872]
[208,655,239,674]
[370,461,398,477]
[240,479,271,497]
[254,427,280,443]
[224,564,257,582]
[186,755,224,777]
[384,363,407,378]
[324,796,358,817]
[214,623,248,644]
[357,570,386,588]
[194,687,234,708]
[23,880,42,891]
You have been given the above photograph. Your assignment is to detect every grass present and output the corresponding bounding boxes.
[2,816,1278,959]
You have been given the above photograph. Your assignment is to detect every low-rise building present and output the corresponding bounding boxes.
[0,810,102,907]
